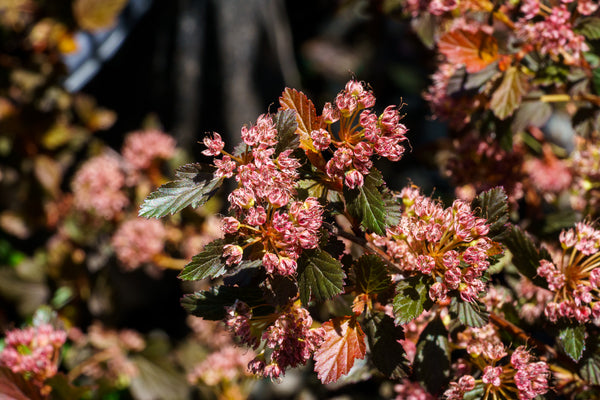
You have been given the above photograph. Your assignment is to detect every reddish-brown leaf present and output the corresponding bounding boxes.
[489,66,529,120]
[313,316,367,384]
[279,88,323,152]
[438,29,499,73]
[0,367,43,400]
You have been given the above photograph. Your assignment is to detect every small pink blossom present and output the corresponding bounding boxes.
[122,129,176,169]
[112,218,166,271]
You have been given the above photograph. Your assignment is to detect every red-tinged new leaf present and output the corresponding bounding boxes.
[279,88,323,152]
[490,66,529,120]
[438,29,499,73]
[314,316,367,384]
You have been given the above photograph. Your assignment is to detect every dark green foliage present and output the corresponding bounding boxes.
[502,226,550,288]
[178,239,261,281]
[364,312,410,379]
[139,164,222,218]
[449,298,489,328]
[414,317,451,395]
[471,187,509,241]
[393,275,433,325]
[273,109,299,155]
[181,285,270,320]
[297,248,345,306]
[559,325,586,362]
[344,169,388,235]
[353,254,392,295]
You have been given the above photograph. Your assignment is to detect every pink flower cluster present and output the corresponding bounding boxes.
[537,222,600,323]
[111,217,166,271]
[446,326,549,400]
[71,154,129,219]
[202,114,323,275]
[371,186,499,303]
[316,79,408,189]
[122,129,176,170]
[224,302,323,380]
[187,345,254,386]
[394,378,436,400]
[0,324,66,386]
[516,5,589,64]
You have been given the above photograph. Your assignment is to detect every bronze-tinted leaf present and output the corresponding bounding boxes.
[438,28,499,73]
[314,316,367,384]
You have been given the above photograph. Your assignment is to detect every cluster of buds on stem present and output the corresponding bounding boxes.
[0,324,66,391]
[202,114,323,275]
[310,80,408,189]
[537,222,600,323]
[224,301,323,380]
[371,186,502,303]
[445,325,549,400]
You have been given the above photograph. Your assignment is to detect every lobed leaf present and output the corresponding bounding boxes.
[273,109,299,155]
[502,226,550,288]
[178,239,261,281]
[139,163,222,218]
[577,17,600,40]
[471,187,509,241]
[180,285,269,320]
[580,348,600,385]
[438,28,499,73]
[382,188,402,227]
[297,249,345,306]
[559,325,586,362]
[490,66,529,120]
[344,169,388,235]
[314,316,367,384]
[353,254,392,295]
[0,366,43,400]
[279,88,323,151]
[414,317,451,395]
[364,312,410,379]
[393,275,433,325]
[511,91,552,133]
[450,298,489,328]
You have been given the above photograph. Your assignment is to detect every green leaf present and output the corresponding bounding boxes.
[411,13,435,49]
[450,298,489,328]
[130,356,189,400]
[581,350,600,385]
[181,285,269,320]
[178,239,261,281]
[47,373,92,400]
[297,249,345,306]
[139,163,223,218]
[593,68,600,95]
[382,188,402,227]
[273,109,299,155]
[414,317,451,395]
[502,226,549,288]
[577,17,600,40]
[559,325,586,362]
[393,275,433,325]
[353,254,391,295]
[345,169,388,235]
[471,187,509,241]
[364,312,409,379]
[490,66,529,120]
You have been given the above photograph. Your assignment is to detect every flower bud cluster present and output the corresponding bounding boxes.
[187,345,254,386]
[224,302,323,380]
[446,325,549,400]
[0,323,66,387]
[312,79,408,189]
[121,129,176,170]
[371,186,500,303]
[202,115,324,275]
[537,222,600,323]
[111,217,166,271]
[71,154,129,219]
